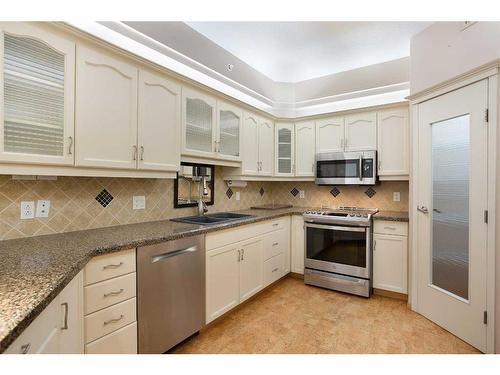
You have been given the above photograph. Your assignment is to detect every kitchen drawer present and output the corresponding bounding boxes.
[85,322,137,354]
[84,248,136,285]
[263,253,284,287]
[85,297,136,344]
[374,220,408,236]
[84,272,136,315]
[263,228,288,261]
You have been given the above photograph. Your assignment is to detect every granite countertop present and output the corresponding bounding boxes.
[373,211,409,222]
[0,207,307,352]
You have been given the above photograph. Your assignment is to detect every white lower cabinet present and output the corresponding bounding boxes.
[5,271,83,354]
[206,217,290,323]
[373,221,408,294]
[291,215,305,274]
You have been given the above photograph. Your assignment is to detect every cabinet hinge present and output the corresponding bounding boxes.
[484,210,488,224]
[484,310,488,325]
[485,109,489,123]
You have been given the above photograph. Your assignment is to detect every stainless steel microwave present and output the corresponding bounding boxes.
[315,151,377,185]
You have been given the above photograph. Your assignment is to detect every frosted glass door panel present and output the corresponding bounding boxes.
[431,115,470,300]
[276,125,293,174]
[219,110,239,157]
[186,98,214,153]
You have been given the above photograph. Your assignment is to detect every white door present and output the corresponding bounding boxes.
[206,244,240,323]
[75,45,138,169]
[182,87,217,158]
[417,79,488,352]
[315,116,344,153]
[275,122,294,176]
[241,112,259,175]
[258,118,274,176]
[0,23,75,166]
[216,100,241,161]
[345,111,377,151]
[295,120,315,177]
[377,108,409,176]
[373,234,408,294]
[239,238,264,302]
[137,69,180,172]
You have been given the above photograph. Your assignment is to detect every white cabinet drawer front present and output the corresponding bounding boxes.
[85,272,136,315]
[263,253,284,287]
[85,322,137,354]
[85,297,136,344]
[264,217,287,232]
[85,249,136,285]
[263,228,287,261]
[373,220,408,236]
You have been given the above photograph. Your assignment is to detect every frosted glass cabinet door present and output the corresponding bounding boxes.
[275,122,294,176]
[0,23,75,165]
[216,101,241,161]
[182,87,217,158]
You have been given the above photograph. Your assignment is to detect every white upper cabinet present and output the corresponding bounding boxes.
[216,100,241,161]
[137,69,180,172]
[377,107,409,178]
[0,23,75,165]
[258,117,274,176]
[344,111,377,151]
[315,116,344,154]
[75,44,138,169]
[241,112,259,175]
[275,122,294,176]
[295,120,315,177]
[182,87,217,158]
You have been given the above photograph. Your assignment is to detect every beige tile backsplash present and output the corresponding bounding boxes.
[0,168,408,240]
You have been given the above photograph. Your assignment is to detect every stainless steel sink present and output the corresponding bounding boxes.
[171,212,254,225]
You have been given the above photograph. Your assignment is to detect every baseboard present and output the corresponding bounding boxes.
[373,288,408,301]
[288,272,304,280]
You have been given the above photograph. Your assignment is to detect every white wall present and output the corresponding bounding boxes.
[410,22,500,94]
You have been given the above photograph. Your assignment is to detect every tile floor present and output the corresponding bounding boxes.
[174,277,479,354]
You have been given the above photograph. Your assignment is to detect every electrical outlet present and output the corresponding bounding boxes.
[299,190,305,199]
[20,201,35,219]
[36,200,51,218]
[235,192,240,201]
[133,195,146,210]
[393,192,401,202]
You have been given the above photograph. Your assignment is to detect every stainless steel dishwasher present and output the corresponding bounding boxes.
[137,234,205,353]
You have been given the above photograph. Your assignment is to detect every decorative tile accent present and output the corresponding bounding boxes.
[365,187,377,198]
[290,187,299,197]
[226,188,233,199]
[95,189,113,207]
[330,187,341,197]
[259,187,265,197]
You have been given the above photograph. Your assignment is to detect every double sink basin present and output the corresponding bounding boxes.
[171,212,254,225]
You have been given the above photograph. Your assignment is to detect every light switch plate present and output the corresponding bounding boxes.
[235,192,241,201]
[20,201,35,219]
[393,192,401,202]
[133,195,146,210]
[299,190,305,199]
[36,200,51,218]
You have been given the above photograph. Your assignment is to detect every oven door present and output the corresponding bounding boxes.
[315,151,376,185]
[304,222,371,279]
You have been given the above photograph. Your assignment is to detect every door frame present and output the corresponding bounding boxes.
[409,63,499,353]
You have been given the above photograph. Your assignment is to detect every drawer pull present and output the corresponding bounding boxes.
[384,226,396,230]
[272,223,279,227]
[103,289,124,298]
[103,315,124,326]
[272,242,279,246]
[61,302,69,330]
[272,267,279,272]
[102,262,124,270]
[20,343,30,354]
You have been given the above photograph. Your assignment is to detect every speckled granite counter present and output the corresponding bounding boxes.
[0,207,307,352]
[373,211,409,222]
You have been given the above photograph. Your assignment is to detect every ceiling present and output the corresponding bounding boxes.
[186,22,431,82]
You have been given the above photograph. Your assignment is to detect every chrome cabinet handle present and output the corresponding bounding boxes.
[61,302,68,330]
[272,223,279,227]
[312,163,314,173]
[378,160,381,170]
[417,205,429,214]
[272,267,279,273]
[340,138,344,148]
[359,155,363,181]
[140,146,144,161]
[272,242,279,246]
[384,226,396,230]
[241,249,244,261]
[103,289,124,298]
[133,145,137,161]
[433,208,442,214]
[237,249,241,262]
[68,136,73,155]
[102,262,123,270]
[20,343,30,354]
[103,315,124,326]
[373,240,377,251]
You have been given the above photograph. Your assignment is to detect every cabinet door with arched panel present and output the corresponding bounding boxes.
[344,111,377,151]
[377,107,409,177]
[315,116,344,153]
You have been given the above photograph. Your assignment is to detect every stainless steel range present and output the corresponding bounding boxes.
[303,206,378,297]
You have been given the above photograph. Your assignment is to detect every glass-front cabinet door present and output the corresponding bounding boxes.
[275,122,294,176]
[216,101,241,161]
[0,23,75,165]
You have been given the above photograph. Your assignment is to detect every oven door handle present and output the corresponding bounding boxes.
[305,223,366,232]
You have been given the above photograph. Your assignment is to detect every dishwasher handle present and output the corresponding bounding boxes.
[151,245,198,263]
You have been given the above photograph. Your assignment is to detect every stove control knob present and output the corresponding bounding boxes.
[356,214,362,217]
[363,214,368,218]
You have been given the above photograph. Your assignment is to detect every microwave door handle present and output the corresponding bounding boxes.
[359,155,363,181]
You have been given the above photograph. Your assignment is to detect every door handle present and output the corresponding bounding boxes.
[151,245,198,263]
[433,208,442,214]
[417,205,429,214]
